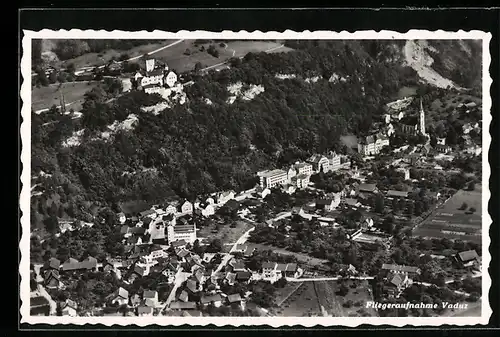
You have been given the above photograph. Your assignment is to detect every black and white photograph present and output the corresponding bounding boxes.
[20,30,492,327]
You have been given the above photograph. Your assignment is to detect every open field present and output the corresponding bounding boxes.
[197,219,253,247]
[31,81,102,112]
[274,281,322,317]
[413,186,482,243]
[148,40,292,74]
[59,41,178,70]
[274,280,377,317]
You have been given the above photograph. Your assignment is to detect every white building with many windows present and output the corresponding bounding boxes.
[257,169,289,189]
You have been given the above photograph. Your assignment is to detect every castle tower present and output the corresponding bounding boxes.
[419,98,426,136]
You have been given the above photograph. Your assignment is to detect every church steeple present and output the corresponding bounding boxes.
[419,98,426,136]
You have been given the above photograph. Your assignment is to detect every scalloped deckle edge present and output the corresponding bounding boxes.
[20,29,493,327]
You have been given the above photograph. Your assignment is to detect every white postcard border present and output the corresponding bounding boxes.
[20,29,493,327]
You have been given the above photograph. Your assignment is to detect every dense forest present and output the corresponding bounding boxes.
[30,40,481,233]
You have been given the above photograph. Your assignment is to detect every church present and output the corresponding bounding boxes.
[398,98,427,136]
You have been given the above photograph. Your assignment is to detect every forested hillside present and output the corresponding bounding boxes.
[30,39,481,232]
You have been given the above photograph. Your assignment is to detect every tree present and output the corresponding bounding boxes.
[467,181,475,191]
[206,238,223,253]
[337,283,349,296]
[374,195,385,213]
[194,62,203,72]
[468,207,476,213]
[44,215,59,234]
[459,202,468,210]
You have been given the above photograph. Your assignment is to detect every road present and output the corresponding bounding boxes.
[163,270,190,310]
[229,227,255,253]
[75,39,185,73]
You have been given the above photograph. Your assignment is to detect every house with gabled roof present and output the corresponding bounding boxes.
[178,290,189,303]
[60,299,78,317]
[384,271,412,298]
[44,257,61,271]
[216,190,236,206]
[143,290,159,307]
[381,264,421,276]
[107,287,129,306]
[225,272,237,286]
[139,209,157,219]
[236,271,252,283]
[307,154,330,173]
[455,250,481,270]
[227,293,243,305]
[44,269,61,289]
[176,200,194,216]
[127,265,146,284]
[137,305,154,316]
[186,279,199,293]
[170,301,197,310]
[200,293,223,307]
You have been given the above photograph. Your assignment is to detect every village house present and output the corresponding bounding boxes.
[177,200,194,216]
[307,154,330,173]
[165,201,179,215]
[139,209,157,220]
[436,137,446,145]
[381,264,421,277]
[61,256,98,273]
[281,184,297,195]
[178,290,189,303]
[386,190,409,199]
[200,294,223,307]
[244,246,256,257]
[227,293,244,308]
[127,265,146,284]
[384,271,412,298]
[216,190,236,205]
[107,287,129,306]
[357,133,389,156]
[165,70,179,88]
[60,299,78,317]
[44,270,61,289]
[197,202,215,217]
[326,151,342,171]
[257,169,289,189]
[343,198,361,209]
[130,294,142,307]
[170,301,197,310]
[137,306,154,316]
[291,173,310,189]
[315,198,338,211]
[143,290,159,308]
[435,144,452,154]
[358,183,378,194]
[292,162,314,176]
[360,217,374,230]
[455,250,481,270]
[254,186,271,199]
[225,272,237,286]
[285,263,300,278]
[395,167,411,180]
[236,271,252,283]
[261,262,278,283]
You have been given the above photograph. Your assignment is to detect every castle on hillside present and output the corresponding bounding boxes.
[132,59,180,95]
